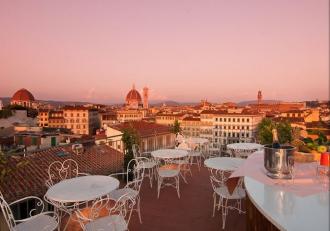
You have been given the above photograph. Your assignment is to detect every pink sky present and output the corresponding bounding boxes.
[0,0,328,104]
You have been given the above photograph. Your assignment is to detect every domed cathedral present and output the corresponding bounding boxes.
[125,84,149,109]
[10,88,36,108]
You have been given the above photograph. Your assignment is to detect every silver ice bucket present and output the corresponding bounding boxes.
[264,145,296,179]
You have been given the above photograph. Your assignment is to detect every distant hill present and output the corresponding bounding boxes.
[0,97,10,106]
[238,100,281,106]
[150,100,199,106]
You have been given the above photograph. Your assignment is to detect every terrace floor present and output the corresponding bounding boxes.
[64,165,246,231]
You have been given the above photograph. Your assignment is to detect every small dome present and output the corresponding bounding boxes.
[126,86,142,103]
[12,88,35,101]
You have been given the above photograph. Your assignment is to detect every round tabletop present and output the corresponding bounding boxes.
[45,175,119,203]
[151,149,188,159]
[245,176,329,231]
[227,142,263,151]
[204,157,245,171]
[185,137,209,145]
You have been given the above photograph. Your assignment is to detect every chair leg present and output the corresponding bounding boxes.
[212,193,216,217]
[149,168,153,188]
[176,176,180,198]
[222,199,228,230]
[157,177,162,199]
[137,196,142,224]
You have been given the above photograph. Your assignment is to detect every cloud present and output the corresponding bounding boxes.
[85,87,96,99]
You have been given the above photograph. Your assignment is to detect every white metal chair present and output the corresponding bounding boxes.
[155,158,181,199]
[75,193,135,231]
[181,142,202,171]
[210,176,246,229]
[45,159,89,188]
[132,144,157,188]
[0,191,59,231]
[108,158,145,224]
[175,145,192,183]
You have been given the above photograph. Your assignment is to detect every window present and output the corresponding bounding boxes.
[247,118,250,122]
[215,118,218,122]
[215,132,218,136]
[246,133,249,138]
[220,118,222,122]
[224,118,227,122]
[224,126,226,129]
[71,113,73,117]
[83,125,86,129]
[77,113,80,117]
[228,126,231,129]
[242,118,245,122]
[83,113,86,117]
[31,137,37,145]
[237,118,240,122]
[247,126,250,130]
[228,118,231,122]
[215,125,218,129]
[233,118,235,122]
[76,119,79,123]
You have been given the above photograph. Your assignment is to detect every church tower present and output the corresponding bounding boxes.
[257,90,262,105]
[143,87,149,109]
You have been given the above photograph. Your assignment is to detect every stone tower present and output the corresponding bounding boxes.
[143,87,149,109]
[257,90,262,105]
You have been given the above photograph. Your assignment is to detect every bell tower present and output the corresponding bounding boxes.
[257,90,262,105]
[143,87,149,109]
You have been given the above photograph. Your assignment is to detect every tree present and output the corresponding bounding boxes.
[170,120,182,135]
[257,118,275,145]
[257,118,293,145]
[121,126,140,171]
[276,121,292,144]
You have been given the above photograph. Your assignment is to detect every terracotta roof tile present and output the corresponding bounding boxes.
[0,145,123,203]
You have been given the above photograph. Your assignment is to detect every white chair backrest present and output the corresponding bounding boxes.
[47,159,80,187]
[76,193,136,230]
[0,191,16,230]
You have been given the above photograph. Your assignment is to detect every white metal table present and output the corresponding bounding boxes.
[204,157,245,171]
[227,143,263,158]
[186,137,209,145]
[45,175,119,230]
[151,149,188,159]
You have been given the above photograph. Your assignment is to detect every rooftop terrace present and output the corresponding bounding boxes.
[63,165,246,231]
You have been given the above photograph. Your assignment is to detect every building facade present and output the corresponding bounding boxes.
[38,106,100,135]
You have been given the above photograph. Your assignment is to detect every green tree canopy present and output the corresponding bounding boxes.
[121,126,140,170]
[170,120,182,135]
[257,118,293,145]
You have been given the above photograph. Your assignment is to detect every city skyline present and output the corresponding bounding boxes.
[1,0,329,103]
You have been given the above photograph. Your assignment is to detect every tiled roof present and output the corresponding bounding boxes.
[11,88,35,101]
[182,117,201,121]
[111,121,171,138]
[0,145,123,202]
[62,106,98,111]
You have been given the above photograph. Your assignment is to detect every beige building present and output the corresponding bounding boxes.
[38,106,100,135]
[181,117,201,137]
[116,109,144,123]
[155,113,186,126]
[63,106,100,135]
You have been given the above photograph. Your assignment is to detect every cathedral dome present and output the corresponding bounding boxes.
[12,88,35,101]
[126,85,142,103]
